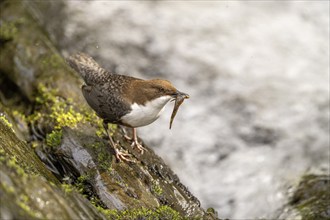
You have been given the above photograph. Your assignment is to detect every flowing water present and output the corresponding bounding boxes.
[58,1,329,219]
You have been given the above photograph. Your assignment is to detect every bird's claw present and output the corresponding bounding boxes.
[123,134,132,141]
[131,141,147,154]
[114,148,134,163]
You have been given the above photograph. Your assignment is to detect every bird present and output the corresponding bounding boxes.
[67,53,189,162]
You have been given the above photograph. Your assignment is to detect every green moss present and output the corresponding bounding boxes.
[12,110,26,119]
[7,156,26,177]
[0,113,13,130]
[96,206,120,219]
[206,207,218,219]
[96,205,183,220]
[61,173,108,211]
[52,105,84,129]
[30,141,39,149]
[34,83,57,105]
[16,192,42,218]
[62,174,93,196]
[151,180,163,196]
[77,174,90,183]
[0,20,19,40]
[17,199,36,218]
[40,54,63,71]
[0,162,39,219]
[31,83,90,148]
[2,182,15,194]
[85,111,103,138]
[290,175,330,220]
[61,183,74,194]
[12,110,27,130]
[88,141,105,150]
[31,83,119,149]
[46,130,63,148]
[97,151,112,171]
[75,173,93,194]
[156,206,183,220]
[87,141,113,171]
[0,154,46,219]
[34,83,85,129]
[84,109,117,138]
[96,125,105,138]
[34,83,117,132]
[18,194,29,205]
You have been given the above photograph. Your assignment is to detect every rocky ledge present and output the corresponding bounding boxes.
[0,1,217,219]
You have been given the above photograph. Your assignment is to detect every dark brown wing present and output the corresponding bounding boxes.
[82,85,131,123]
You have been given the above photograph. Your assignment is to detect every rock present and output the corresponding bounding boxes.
[0,0,216,219]
[276,174,330,220]
[0,119,108,220]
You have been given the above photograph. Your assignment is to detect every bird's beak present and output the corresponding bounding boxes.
[171,91,189,101]
[178,91,190,99]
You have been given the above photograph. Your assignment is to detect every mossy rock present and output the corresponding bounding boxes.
[0,0,217,219]
[289,175,330,220]
[0,118,58,183]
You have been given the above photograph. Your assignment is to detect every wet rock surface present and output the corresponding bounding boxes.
[0,1,215,219]
[0,120,108,220]
[276,174,330,220]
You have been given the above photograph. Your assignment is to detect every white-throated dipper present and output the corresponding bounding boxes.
[67,53,189,162]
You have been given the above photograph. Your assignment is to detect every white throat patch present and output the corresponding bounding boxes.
[121,96,172,127]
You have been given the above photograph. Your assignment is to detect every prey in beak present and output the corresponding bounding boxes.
[169,91,189,129]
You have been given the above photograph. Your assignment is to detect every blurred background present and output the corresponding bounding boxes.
[30,1,330,219]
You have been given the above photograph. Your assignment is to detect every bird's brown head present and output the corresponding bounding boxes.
[147,79,189,100]
[127,79,189,105]
[147,79,189,129]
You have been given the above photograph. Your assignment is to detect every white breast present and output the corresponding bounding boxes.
[121,96,172,127]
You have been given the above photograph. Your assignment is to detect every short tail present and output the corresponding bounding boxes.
[67,53,110,84]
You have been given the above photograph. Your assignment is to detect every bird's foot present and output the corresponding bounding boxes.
[119,126,132,141]
[114,148,134,163]
[123,134,132,141]
[131,140,147,154]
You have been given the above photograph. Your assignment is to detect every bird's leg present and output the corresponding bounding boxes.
[130,128,147,154]
[103,121,134,162]
[119,125,132,141]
